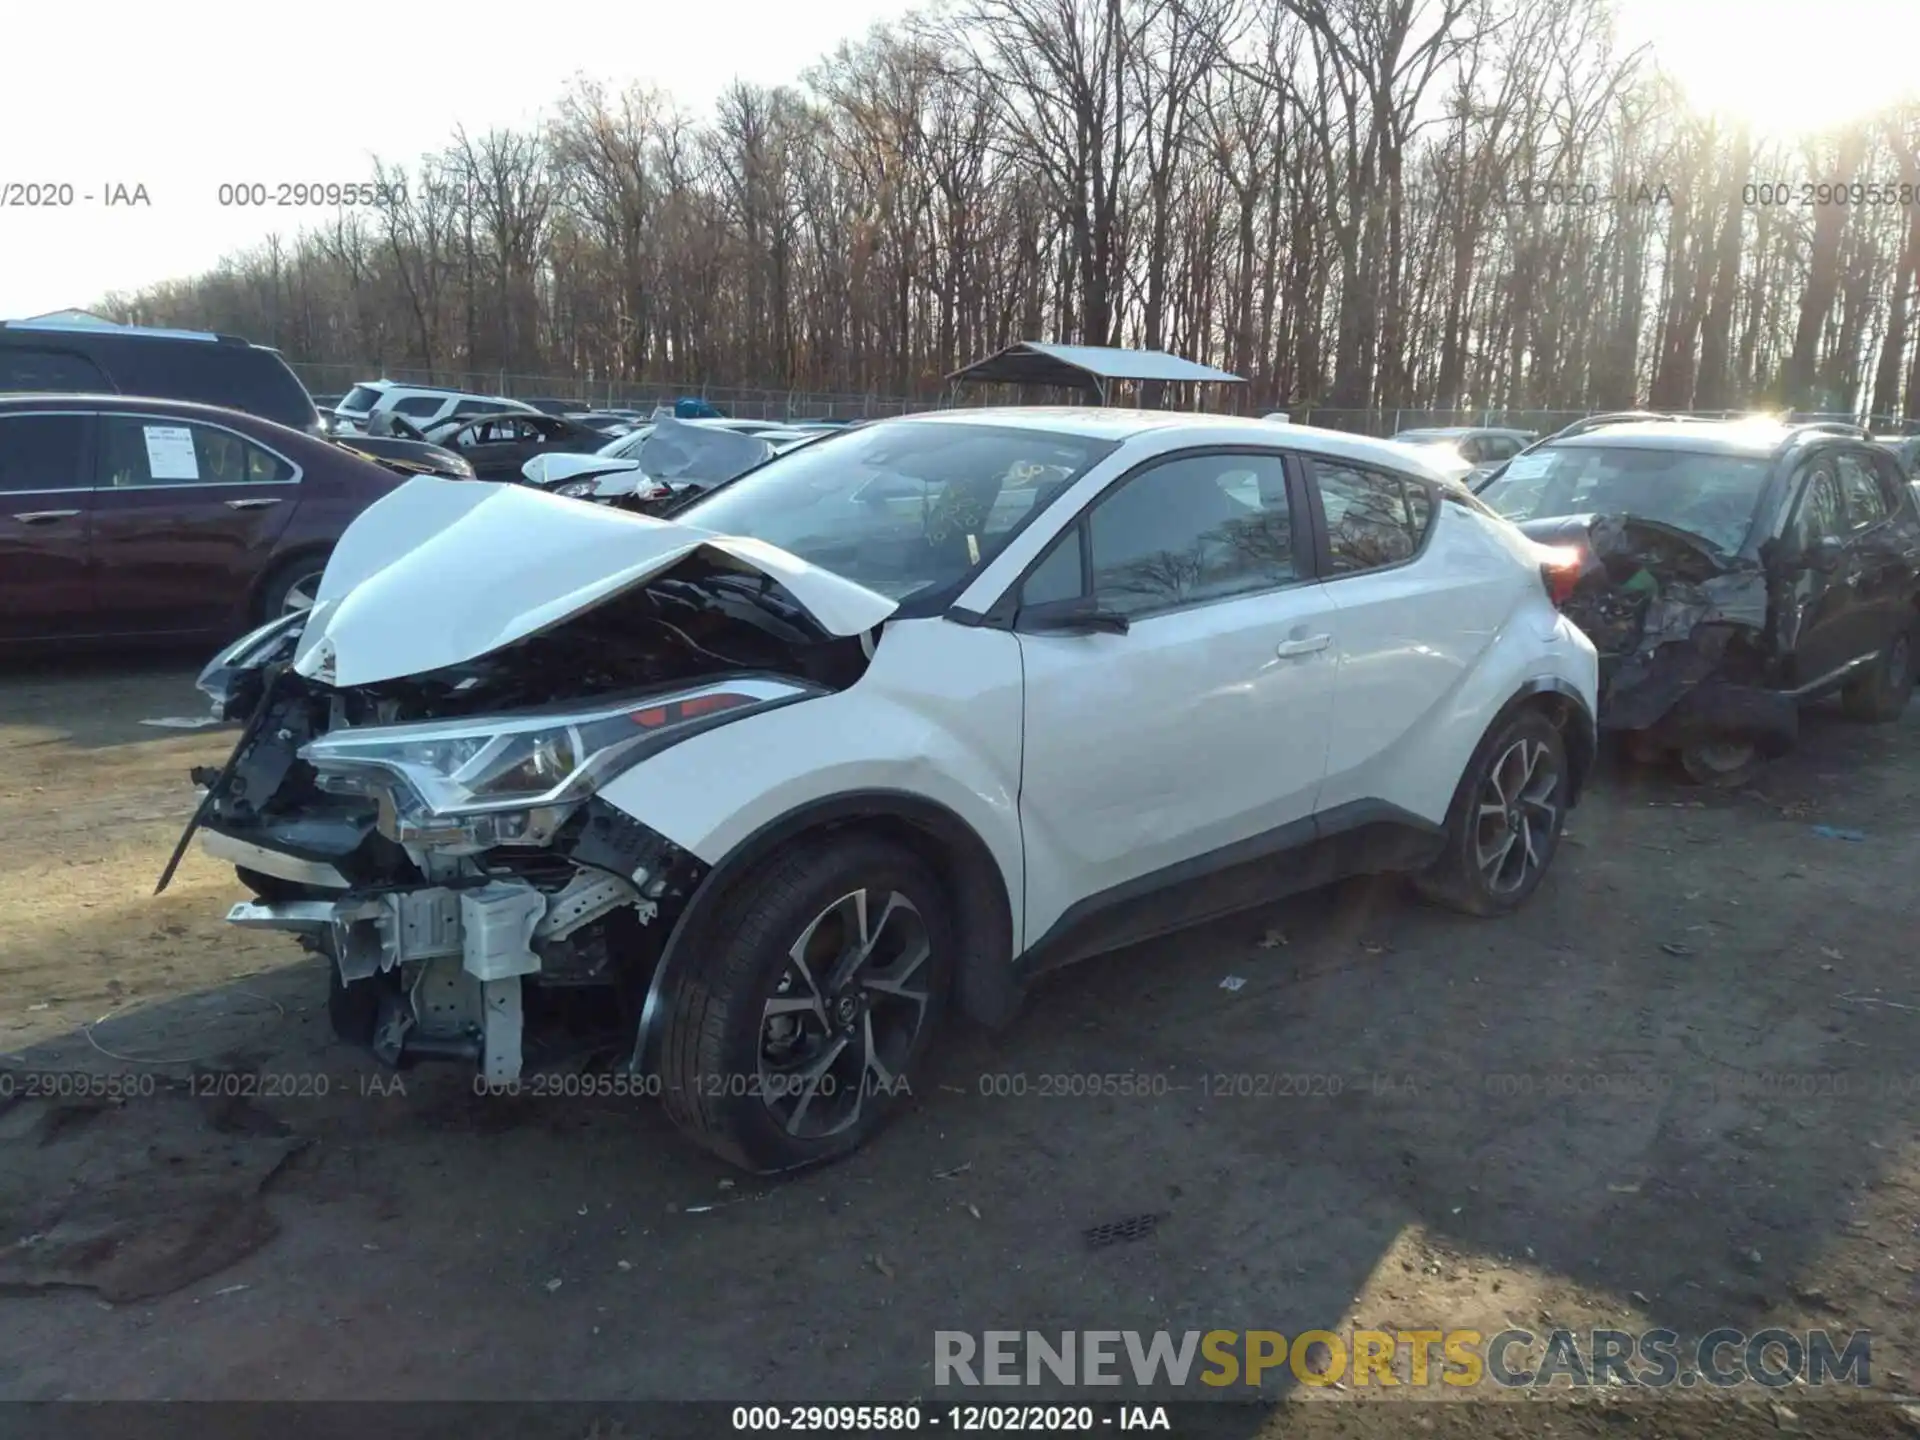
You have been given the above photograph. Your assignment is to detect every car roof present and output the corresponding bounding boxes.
[1543,419,1823,457]
[0,316,259,348]
[887,406,1460,479]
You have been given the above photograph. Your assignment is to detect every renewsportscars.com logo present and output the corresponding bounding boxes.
[934,1328,1873,1390]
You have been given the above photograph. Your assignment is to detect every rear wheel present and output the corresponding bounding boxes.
[659,835,953,1172]
[1679,739,1760,788]
[1416,709,1569,917]
[1841,627,1914,723]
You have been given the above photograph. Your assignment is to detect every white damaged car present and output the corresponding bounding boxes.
[170,409,1598,1171]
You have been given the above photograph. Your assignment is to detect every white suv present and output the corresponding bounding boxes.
[181,409,1598,1172]
[331,381,536,435]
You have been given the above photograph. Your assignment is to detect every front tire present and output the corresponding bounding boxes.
[1841,627,1914,723]
[1416,708,1570,917]
[659,835,953,1172]
[255,552,330,624]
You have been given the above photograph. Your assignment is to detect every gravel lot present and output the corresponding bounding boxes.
[2,654,1919,1437]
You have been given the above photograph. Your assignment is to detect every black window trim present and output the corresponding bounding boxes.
[0,409,98,496]
[1834,444,1898,535]
[964,443,1323,631]
[1782,448,1853,548]
[1299,451,1442,581]
[93,410,304,490]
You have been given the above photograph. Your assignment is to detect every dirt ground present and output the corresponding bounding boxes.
[3,654,1920,1438]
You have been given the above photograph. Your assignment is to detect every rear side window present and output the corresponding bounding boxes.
[0,346,111,394]
[1310,460,1433,573]
[97,416,297,488]
[390,395,445,417]
[0,414,89,491]
[1835,453,1889,530]
[340,385,386,412]
[1794,466,1846,547]
[105,342,318,430]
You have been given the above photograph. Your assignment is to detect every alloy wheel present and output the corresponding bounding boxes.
[759,887,933,1140]
[281,573,324,614]
[1473,736,1561,895]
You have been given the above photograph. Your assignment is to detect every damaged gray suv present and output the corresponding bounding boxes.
[1481,418,1920,785]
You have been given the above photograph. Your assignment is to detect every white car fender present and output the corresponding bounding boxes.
[593,617,1031,951]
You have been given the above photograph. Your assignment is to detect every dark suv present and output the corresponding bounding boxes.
[1479,419,1920,784]
[0,317,319,432]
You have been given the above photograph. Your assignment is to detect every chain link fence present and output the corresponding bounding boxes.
[287,362,1919,434]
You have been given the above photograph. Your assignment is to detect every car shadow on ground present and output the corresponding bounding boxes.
[0,706,1916,1404]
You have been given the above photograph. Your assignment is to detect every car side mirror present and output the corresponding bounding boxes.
[1018,597,1130,635]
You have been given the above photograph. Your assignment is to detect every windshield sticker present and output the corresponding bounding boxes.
[143,425,200,481]
[1501,454,1552,481]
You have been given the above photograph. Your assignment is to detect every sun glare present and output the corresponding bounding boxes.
[1618,0,1918,138]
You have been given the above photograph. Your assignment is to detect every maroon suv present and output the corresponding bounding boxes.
[0,394,404,645]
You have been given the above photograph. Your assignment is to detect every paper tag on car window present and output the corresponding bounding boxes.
[1501,454,1552,481]
[143,425,200,480]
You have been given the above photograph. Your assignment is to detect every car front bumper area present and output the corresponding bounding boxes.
[209,822,654,1085]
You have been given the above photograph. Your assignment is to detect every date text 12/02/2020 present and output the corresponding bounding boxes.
[730,1405,1174,1432]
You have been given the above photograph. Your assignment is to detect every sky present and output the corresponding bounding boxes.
[0,0,1914,320]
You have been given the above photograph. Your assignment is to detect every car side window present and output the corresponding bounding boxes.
[0,347,112,394]
[1019,528,1087,607]
[1836,453,1890,531]
[0,414,90,492]
[391,395,443,418]
[1081,452,1296,617]
[1310,459,1434,573]
[1793,464,1846,548]
[97,416,296,488]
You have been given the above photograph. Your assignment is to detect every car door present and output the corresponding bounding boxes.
[0,411,96,640]
[1303,455,1525,815]
[1778,455,1862,691]
[1011,448,1340,949]
[88,413,301,635]
[1834,447,1914,667]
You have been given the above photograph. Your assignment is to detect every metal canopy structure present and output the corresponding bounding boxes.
[946,342,1244,404]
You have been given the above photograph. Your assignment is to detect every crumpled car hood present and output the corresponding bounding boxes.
[293,477,897,688]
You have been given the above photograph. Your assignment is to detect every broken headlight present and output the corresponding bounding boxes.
[197,610,308,719]
[297,677,814,842]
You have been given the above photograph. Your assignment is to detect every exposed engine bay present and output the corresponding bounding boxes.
[167,549,873,1084]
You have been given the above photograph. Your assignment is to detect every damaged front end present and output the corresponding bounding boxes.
[165,477,888,1083]
[1526,513,1797,764]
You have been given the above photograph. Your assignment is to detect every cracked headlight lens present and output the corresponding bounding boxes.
[298,677,813,819]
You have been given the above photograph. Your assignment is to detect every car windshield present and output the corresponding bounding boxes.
[1480,445,1772,554]
[674,420,1116,601]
